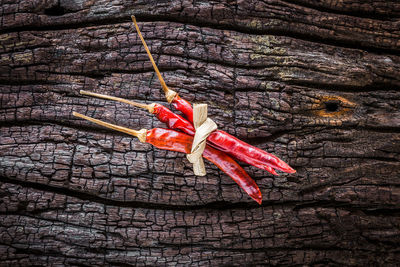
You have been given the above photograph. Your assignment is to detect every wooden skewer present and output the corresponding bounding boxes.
[80,90,155,113]
[131,15,177,103]
[72,112,147,143]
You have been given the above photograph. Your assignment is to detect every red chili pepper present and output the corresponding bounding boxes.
[155,104,280,174]
[73,112,263,204]
[147,128,262,204]
[172,98,294,173]
[80,90,277,175]
[153,103,195,135]
[170,95,193,123]
[156,103,285,174]
[131,16,295,174]
[207,130,293,173]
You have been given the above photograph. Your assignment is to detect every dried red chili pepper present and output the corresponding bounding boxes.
[80,91,196,136]
[174,95,295,173]
[153,103,196,135]
[80,90,277,175]
[73,112,263,204]
[131,16,295,174]
[170,95,193,123]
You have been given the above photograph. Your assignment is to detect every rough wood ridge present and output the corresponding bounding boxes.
[1,0,400,266]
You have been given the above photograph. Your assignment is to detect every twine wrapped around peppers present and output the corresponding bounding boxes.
[186,104,217,176]
[72,16,295,205]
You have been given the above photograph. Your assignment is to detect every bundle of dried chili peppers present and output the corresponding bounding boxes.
[73,16,295,204]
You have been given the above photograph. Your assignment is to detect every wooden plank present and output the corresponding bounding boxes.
[0,0,399,265]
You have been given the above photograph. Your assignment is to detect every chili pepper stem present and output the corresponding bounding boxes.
[72,112,147,143]
[80,90,155,113]
[131,15,177,103]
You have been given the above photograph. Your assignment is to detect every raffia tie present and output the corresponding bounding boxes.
[186,104,217,176]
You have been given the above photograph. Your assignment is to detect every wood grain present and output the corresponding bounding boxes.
[1,0,399,265]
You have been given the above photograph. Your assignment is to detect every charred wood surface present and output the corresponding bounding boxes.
[1,0,400,266]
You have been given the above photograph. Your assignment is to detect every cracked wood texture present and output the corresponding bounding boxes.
[1,0,400,266]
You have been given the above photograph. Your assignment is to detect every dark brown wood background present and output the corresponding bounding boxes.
[1,0,400,266]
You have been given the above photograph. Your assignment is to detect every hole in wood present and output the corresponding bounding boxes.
[313,96,356,118]
[44,5,66,16]
[324,101,340,112]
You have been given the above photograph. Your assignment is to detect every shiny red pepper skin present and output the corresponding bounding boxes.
[171,95,193,123]
[153,104,195,135]
[171,95,295,174]
[146,128,262,204]
[208,131,294,173]
[154,103,276,174]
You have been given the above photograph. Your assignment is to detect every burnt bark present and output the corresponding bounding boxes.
[1,0,400,266]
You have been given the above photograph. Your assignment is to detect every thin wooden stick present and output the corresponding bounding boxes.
[80,90,154,113]
[131,15,177,103]
[72,112,147,142]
